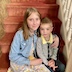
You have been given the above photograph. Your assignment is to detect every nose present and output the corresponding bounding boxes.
[33,20,37,25]
[44,30,47,33]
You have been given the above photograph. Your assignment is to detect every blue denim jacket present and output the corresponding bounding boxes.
[9,30,37,65]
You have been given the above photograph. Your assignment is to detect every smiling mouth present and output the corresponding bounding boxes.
[43,34,47,35]
[33,26,37,28]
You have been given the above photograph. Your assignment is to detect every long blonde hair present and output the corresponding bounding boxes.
[22,7,41,40]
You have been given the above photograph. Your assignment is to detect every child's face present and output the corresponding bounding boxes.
[40,23,53,38]
[27,12,40,32]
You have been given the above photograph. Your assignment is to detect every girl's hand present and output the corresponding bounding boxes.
[30,58,42,65]
[51,35,59,48]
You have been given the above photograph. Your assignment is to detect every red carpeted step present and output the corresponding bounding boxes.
[0,53,10,68]
[0,68,7,72]
[11,0,56,4]
[4,17,23,33]
[0,33,15,53]
[4,16,61,34]
[7,3,59,18]
[1,16,63,54]
[0,0,65,69]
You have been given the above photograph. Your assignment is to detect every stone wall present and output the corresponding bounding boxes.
[0,0,10,56]
[0,0,10,39]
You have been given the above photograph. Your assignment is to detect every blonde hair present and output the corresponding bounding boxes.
[41,17,53,27]
[22,7,41,40]
[38,17,53,37]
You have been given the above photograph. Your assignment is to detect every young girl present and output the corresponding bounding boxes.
[8,7,59,72]
[36,17,65,72]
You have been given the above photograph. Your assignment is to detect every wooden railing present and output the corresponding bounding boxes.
[57,0,72,71]
[57,0,72,59]
[62,0,72,58]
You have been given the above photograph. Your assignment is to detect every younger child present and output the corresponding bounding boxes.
[36,17,65,72]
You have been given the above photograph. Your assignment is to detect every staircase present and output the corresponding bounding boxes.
[0,0,65,72]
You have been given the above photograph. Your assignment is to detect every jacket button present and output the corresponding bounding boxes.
[24,43,26,45]
[26,52,28,54]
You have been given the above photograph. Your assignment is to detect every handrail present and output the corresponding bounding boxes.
[62,0,72,42]
[60,0,72,58]
[57,0,72,71]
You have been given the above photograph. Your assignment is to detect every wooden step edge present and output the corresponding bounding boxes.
[11,2,56,4]
[0,33,15,53]
[0,68,8,72]
[51,17,62,24]
[4,16,61,25]
[7,3,59,8]
[3,23,22,33]
[4,17,23,25]
[0,33,64,46]
[0,53,10,68]
[0,33,15,45]
[4,21,23,25]
[10,0,56,4]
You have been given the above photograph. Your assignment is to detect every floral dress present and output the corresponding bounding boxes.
[7,38,50,72]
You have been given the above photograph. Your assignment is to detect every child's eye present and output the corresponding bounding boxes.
[47,28,49,30]
[40,28,44,30]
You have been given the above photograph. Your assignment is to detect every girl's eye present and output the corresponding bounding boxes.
[29,19,33,21]
[36,18,39,21]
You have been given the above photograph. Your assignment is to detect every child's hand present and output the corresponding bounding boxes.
[48,59,58,71]
[52,65,58,71]
[48,59,55,67]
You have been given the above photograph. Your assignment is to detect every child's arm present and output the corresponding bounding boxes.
[36,38,48,65]
[51,34,59,60]
[51,47,58,60]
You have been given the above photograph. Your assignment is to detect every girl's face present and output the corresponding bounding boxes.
[40,23,53,38]
[27,12,40,32]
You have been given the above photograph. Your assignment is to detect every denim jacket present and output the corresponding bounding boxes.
[9,30,37,65]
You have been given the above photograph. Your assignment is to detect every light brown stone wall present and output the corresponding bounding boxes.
[0,0,10,39]
[0,0,10,56]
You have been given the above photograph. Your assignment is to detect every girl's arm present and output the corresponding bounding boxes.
[9,31,30,65]
[51,35,59,48]
[30,58,42,65]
